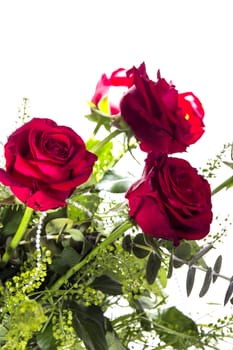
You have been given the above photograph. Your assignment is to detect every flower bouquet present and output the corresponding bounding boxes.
[0,63,232,350]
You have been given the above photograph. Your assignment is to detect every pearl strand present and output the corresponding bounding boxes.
[25,211,47,288]
[66,198,93,217]
[35,211,47,270]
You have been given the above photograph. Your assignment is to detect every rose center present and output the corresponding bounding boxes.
[45,139,69,159]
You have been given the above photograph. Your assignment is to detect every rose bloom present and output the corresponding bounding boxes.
[126,153,212,245]
[120,63,205,154]
[0,118,97,211]
[91,67,135,115]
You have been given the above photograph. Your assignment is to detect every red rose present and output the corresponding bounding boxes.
[126,153,212,245]
[0,118,97,211]
[91,67,134,115]
[120,63,205,154]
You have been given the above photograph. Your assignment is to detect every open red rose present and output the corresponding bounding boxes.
[126,153,212,245]
[0,118,97,211]
[91,67,135,115]
[120,63,205,154]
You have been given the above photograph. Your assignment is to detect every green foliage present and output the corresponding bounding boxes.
[96,168,133,193]
[86,138,115,182]
[155,307,200,349]
[0,205,25,236]
[85,106,112,132]
[201,142,231,179]
[0,249,50,349]
[146,252,161,285]
[1,109,233,349]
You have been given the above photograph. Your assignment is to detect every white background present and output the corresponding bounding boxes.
[1,1,233,348]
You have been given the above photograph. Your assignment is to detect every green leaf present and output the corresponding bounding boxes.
[68,192,102,222]
[224,277,233,305]
[91,274,122,295]
[173,242,192,268]
[173,242,191,268]
[0,324,7,346]
[45,218,73,234]
[132,233,150,258]
[105,319,127,350]
[71,302,108,350]
[156,307,199,350]
[37,323,56,350]
[96,169,133,193]
[51,246,81,275]
[223,161,233,170]
[86,139,114,182]
[199,267,213,297]
[213,255,222,283]
[146,252,161,284]
[158,267,168,288]
[0,205,24,236]
[186,266,196,297]
[66,228,85,242]
[85,108,112,131]
[106,332,127,350]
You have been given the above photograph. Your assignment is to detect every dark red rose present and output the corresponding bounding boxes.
[91,67,135,115]
[126,153,212,245]
[0,118,97,211]
[120,63,205,154]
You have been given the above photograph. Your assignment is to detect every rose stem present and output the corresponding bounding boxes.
[211,175,233,196]
[88,129,122,154]
[50,219,132,291]
[0,206,34,268]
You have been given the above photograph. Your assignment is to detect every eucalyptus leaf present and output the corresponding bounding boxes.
[143,234,159,250]
[186,266,196,297]
[133,233,150,258]
[224,278,233,305]
[167,255,173,279]
[213,255,222,283]
[199,267,213,297]
[189,245,213,266]
[122,234,132,252]
[146,252,161,285]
